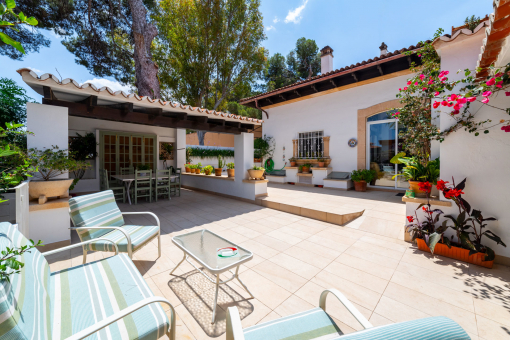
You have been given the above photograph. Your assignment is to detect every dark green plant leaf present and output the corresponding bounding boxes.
[484,246,495,261]
[428,232,441,254]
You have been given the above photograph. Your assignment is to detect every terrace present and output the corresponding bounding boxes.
[43,187,510,340]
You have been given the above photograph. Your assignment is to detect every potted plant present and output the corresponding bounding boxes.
[350,169,376,192]
[195,162,202,174]
[317,153,326,167]
[203,165,214,175]
[391,153,440,197]
[406,178,505,268]
[299,163,312,173]
[226,162,235,177]
[254,135,275,167]
[248,166,265,180]
[289,157,297,167]
[215,155,224,176]
[28,146,90,201]
[184,163,191,173]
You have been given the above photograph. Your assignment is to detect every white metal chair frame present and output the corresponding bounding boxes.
[41,237,175,340]
[225,288,373,340]
[70,211,161,263]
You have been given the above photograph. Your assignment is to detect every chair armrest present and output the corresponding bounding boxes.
[70,226,132,252]
[65,296,176,340]
[122,211,161,228]
[226,307,245,340]
[42,238,119,257]
[319,289,373,329]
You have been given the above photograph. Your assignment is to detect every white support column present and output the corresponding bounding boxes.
[27,103,69,179]
[176,128,187,169]
[234,132,254,181]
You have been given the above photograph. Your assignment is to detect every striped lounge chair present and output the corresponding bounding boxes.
[0,222,176,340]
[226,289,470,340]
[69,190,161,263]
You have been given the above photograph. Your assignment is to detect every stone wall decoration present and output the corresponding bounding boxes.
[159,142,174,160]
[348,138,358,148]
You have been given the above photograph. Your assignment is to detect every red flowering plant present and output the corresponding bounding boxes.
[436,178,505,261]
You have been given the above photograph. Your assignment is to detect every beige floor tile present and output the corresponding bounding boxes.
[349,241,405,261]
[252,260,308,293]
[276,225,313,239]
[266,229,303,245]
[343,245,400,269]
[373,296,430,323]
[241,221,276,234]
[335,253,395,280]
[323,261,389,294]
[257,311,282,324]
[307,234,352,251]
[269,253,321,280]
[368,312,393,327]
[383,282,478,335]
[216,229,249,244]
[474,297,510,328]
[315,230,359,246]
[283,246,334,269]
[273,294,315,317]
[236,269,292,310]
[239,239,280,259]
[253,234,294,251]
[476,315,510,340]
[230,225,263,240]
[400,250,470,276]
[294,239,345,260]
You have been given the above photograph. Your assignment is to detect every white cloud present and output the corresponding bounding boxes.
[266,25,275,31]
[81,78,132,93]
[27,67,42,74]
[273,16,279,23]
[285,0,309,24]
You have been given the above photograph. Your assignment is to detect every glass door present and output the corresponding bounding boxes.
[366,111,408,189]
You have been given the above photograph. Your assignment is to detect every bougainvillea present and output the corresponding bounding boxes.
[394,28,510,166]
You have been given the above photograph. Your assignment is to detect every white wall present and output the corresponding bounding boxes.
[430,33,510,261]
[263,74,411,172]
[188,156,235,169]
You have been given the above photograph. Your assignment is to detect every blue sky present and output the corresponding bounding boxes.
[1,0,492,101]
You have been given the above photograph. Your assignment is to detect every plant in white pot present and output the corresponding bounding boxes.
[28,146,90,202]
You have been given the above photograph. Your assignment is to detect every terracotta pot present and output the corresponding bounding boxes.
[301,166,310,173]
[227,169,235,177]
[29,179,74,200]
[354,180,367,192]
[416,238,493,268]
[318,162,325,167]
[185,167,190,173]
[247,169,264,180]
[214,168,222,176]
[409,180,428,198]
[193,169,199,174]
[205,170,212,175]
[254,158,262,163]
[290,162,297,167]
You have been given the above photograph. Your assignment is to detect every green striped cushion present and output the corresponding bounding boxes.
[69,190,125,241]
[84,225,160,252]
[50,253,169,339]
[0,222,52,339]
[244,307,342,340]
[333,316,470,340]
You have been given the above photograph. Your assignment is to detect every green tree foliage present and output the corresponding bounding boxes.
[155,0,267,110]
[0,77,33,129]
[0,0,39,57]
[264,53,297,91]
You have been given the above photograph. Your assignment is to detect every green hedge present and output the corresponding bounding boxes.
[188,147,234,158]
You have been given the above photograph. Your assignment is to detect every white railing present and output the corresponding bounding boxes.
[298,131,324,159]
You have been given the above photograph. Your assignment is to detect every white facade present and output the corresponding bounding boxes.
[263,73,410,172]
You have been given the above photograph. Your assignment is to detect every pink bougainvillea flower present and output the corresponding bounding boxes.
[453,103,460,110]
[441,100,448,106]
[506,92,510,96]
[418,54,422,57]
[497,81,503,88]
[467,97,476,102]
[482,97,490,104]
[435,91,440,96]
[399,88,402,91]
[433,101,440,109]
[403,87,408,91]
[448,94,458,101]
[447,102,454,107]
[451,110,460,115]
[482,91,492,97]
[419,74,425,80]
[428,80,434,85]
[486,78,496,86]
[422,87,427,91]
[444,71,449,76]
[496,72,503,77]
[407,81,412,85]
[457,97,467,104]
[501,125,510,132]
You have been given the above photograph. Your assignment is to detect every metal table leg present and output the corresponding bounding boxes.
[211,274,220,324]
[125,180,133,205]
[169,253,186,275]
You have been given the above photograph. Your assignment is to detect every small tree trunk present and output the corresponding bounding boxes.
[129,0,161,98]
[197,131,206,146]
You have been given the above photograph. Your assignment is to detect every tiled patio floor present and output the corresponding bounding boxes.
[47,189,510,340]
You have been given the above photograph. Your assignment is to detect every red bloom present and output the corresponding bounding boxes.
[407,216,414,223]
[436,180,449,191]
[441,100,448,106]
[418,181,432,193]
[444,188,464,199]
[433,101,440,109]
[501,125,510,132]
[486,78,496,86]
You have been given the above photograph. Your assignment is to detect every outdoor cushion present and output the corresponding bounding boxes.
[0,222,52,339]
[50,253,169,340]
[326,172,350,180]
[84,225,160,252]
[266,170,286,177]
[332,316,469,340]
[69,190,125,241]
[243,307,342,340]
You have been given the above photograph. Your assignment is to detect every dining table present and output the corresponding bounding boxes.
[111,173,178,205]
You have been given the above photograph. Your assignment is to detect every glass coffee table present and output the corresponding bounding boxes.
[170,229,254,323]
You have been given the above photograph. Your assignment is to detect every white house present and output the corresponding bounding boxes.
[240,12,510,265]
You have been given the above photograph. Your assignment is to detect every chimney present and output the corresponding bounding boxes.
[320,46,334,74]
[379,42,388,56]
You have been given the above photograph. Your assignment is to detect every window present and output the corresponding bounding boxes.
[298,131,324,159]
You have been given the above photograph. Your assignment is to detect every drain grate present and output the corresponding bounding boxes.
[395,193,405,197]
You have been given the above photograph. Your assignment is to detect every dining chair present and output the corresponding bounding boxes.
[100,169,126,203]
[154,169,171,201]
[170,168,181,197]
[120,166,134,174]
[134,170,152,204]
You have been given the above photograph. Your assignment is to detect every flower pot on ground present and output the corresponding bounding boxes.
[248,166,265,180]
[416,239,494,268]
[226,162,235,177]
[299,163,311,173]
[351,169,376,192]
